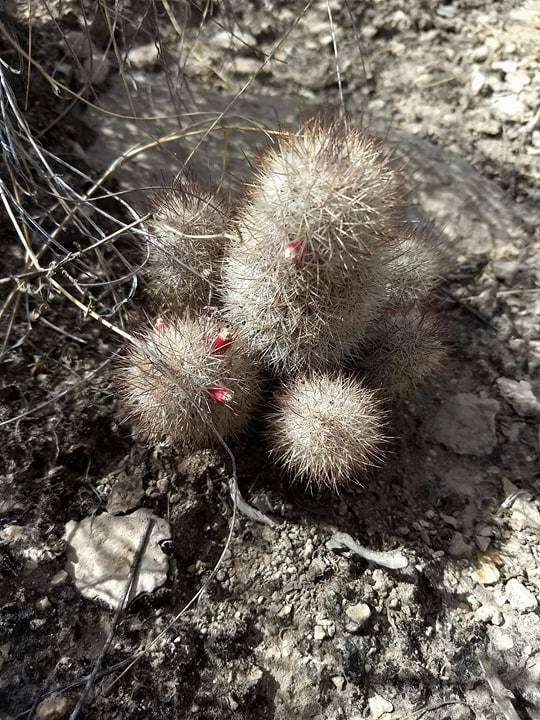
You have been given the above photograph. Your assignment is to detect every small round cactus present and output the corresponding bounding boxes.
[356,308,445,398]
[144,181,230,312]
[384,223,443,309]
[117,316,260,451]
[250,116,407,268]
[268,373,386,489]
[223,229,383,373]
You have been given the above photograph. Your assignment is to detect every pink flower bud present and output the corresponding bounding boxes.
[211,328,233,354]
[283,240,303,260]
[208,386,234,404]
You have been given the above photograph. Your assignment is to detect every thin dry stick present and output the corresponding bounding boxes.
[326,0,346,119]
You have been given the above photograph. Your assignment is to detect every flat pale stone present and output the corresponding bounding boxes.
[505,578,538,611]
[497,378,540,417]
[65,509,170,608]
[345,602,371,626]
[369,694,394,719]
[472,559,500,585]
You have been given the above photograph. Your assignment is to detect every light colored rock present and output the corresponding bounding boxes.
[369,694,394,719]
[506,71,531,93]
[0,523,53,570]
[505,578,538,611]
[491,93,529,122]
[278,604,293,618]
[492,60,518,74]
[490,628,514,651]
[331,675,346,691]
[126,43,160,69]
[492,259,519,283]
[471,69,487,95]
[35,694,72,720]
[313,625,327,641]
[474,605,503,625]
[497,378,540,417]
[64,509,170,608]
[50,570,68,586]
[437,4,457,18]
[508,493,540,532]
[345,602,372,627]
[431,394,500,456]
[472,559,500,585]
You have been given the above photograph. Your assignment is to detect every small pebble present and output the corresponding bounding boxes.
[369,694,394,719]
[50,570,68,586]
[278,604,293,618]
[345,602,371,627]
[505,578,538,611]
[472,559,500,585]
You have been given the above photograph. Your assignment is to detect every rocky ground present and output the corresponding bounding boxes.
[1,2,539,719]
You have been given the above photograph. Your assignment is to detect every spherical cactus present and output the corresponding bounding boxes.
[249,116,407,270]
[117,315,261,451]
[223,222,385,373]
[268,372,386,489]
[221,116,406,374]
[356,308,445,398]
[384,223,443,310]
[144,181,230,312]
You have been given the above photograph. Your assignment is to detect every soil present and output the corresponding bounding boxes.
[1,2,539,719]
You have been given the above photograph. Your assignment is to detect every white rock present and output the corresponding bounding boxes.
[490,628,514,651]
[369,694,394,719]
[471,69,487,95]
[472,560,500,585]
[497,378,540,417]
[437,4,457,18]
[492,60,518,74]
[313,625,327,641]
[278,604,293,618]
[50,570,68,586]
[126,43,160,69]
[506,71,531,93]
[491,93,529,122]
[474,605,503,625]
[0,523,52,570]
[64,509,170,608]
[331,675,346,691]
[505,578,538,611]
[345,602,371,626]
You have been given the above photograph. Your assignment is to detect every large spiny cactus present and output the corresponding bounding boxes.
[116,113,446,489]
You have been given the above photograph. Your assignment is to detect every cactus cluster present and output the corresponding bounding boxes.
[116,116,444,489]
